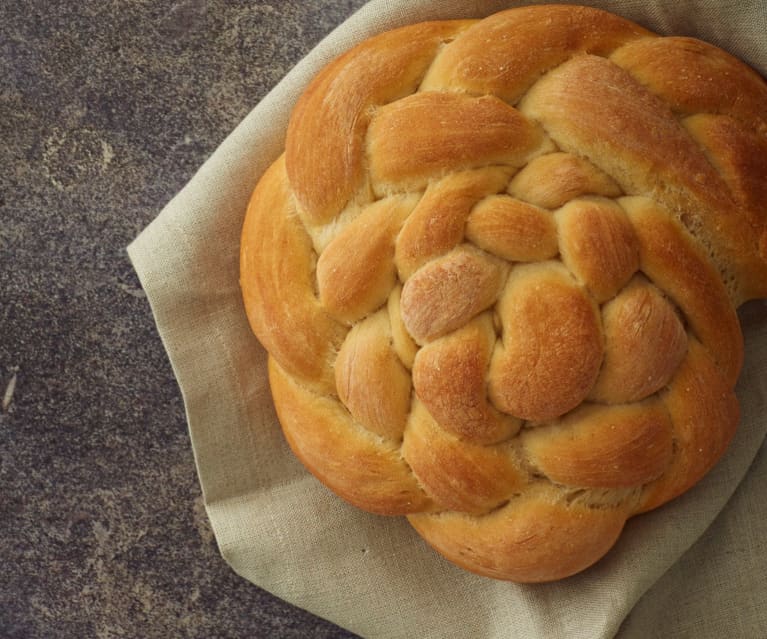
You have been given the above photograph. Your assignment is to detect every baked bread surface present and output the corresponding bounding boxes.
[240,4,767,582]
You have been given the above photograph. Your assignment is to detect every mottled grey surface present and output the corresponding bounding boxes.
[1,1,366,636]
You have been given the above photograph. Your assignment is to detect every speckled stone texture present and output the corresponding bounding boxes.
[1,1,365,636]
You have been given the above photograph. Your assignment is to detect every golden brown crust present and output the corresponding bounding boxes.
[269,357,433,515]
[335,310,411,440]
[488,262,603,422]
[590,276,688,404]
[520,53,767,302]
[402,401,527,514]
[408,483,629,583]
[465,196,559,262]
[508,152,622,209]
[638,339,740,513]
[621,196,744,386]
[316,195,417,323]
[387,284,418,369]
[556,197,639,303]
[241,4,766,582]
[400,245,507,344]
[286,19,474,225]
[368,92,551,194]
[412,314,520,444]
[395,168,511,280]
[609,36,767,135]
[240,156,346,391]
[421,4,651,102]
[522,401,674,488]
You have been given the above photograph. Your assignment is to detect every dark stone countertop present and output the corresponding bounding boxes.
[1,1,365,636]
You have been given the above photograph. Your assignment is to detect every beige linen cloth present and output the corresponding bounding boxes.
[128,1,767,637]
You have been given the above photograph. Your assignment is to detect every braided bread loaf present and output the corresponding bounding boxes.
[240,4,767,582]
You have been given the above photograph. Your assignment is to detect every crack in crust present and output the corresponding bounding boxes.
[241,5,765,582]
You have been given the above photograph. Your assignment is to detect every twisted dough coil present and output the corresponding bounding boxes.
[240,4,767,582]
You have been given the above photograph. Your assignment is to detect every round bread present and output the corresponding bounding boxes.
[240,4,767,582]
